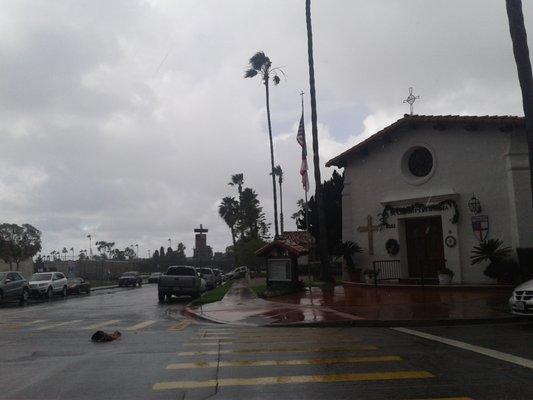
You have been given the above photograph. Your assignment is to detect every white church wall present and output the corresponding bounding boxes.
[342,123,531,284]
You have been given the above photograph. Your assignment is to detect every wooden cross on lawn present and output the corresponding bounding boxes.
[357,215,380,255]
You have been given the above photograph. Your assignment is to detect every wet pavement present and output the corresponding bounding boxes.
[2,282,533,399]
[185,280,515,325]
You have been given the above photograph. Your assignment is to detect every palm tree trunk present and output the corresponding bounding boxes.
[230,227,238,266]
[238,185,245,239]
[506,0,533,205]
[265,80,280,237]
[305,0,332,282]
[279,180,284,233]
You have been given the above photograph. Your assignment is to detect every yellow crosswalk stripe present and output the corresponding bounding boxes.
[168,320,190,331]
[178,344,378,356]
[35,320,83,331]
[80,319,121,330]
[167,355,402,369]
[406,398,473,400]
[194,334,355,341]
[153,370,434,390]
[125,320,156,331]
[184,338,363,347]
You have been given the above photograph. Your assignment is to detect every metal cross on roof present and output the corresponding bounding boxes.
[403,87,420,115]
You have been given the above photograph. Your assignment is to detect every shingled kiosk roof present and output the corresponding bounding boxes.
[326,114,525,168]
[255,235,308,257]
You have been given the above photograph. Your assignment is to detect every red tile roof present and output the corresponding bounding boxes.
[255,238,308,257]
[326,114,524,167]
[279,231,316,246]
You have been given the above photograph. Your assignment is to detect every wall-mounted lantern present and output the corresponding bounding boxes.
[468,193,482,215]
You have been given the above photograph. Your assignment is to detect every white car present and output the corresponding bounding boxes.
[29,272,68,299]
[509,279,533,315]
[196,267,216,290]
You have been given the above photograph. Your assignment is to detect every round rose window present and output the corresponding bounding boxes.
[408,147,433,177]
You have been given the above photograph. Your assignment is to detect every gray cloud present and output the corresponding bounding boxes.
[0,0,530,256]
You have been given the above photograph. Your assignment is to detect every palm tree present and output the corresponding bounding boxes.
[244,51,283,237]
[305,0,332,282]
[272,165,284,233]
[228,173,245,238]
[506,0,533,204]
[228,173,245,198]
[62,247,68,261]
[219,197,239,248]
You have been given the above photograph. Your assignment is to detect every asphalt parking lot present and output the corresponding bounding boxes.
[1,284,533,400]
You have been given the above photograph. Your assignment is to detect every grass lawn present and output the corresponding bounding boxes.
[190,281,233,306]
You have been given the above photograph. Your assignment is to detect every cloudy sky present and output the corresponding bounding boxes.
[0,0,531,257]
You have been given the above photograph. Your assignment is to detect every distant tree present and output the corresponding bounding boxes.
[78,250,88,260]
[292,170,343,254]
[237,188,268,239]
[244,51,283,237]
[176,242,187,264]
[152,249,160,260]
[111,248,126,261]
[228,174,245,238]
[124,247,135,260]
[159,246,165,258]
[62,247,68,260]
[219,196,239,247]
[95,241,115,259]
[0,223,42,271]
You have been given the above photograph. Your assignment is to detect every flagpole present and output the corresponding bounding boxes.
[300,91,313,298]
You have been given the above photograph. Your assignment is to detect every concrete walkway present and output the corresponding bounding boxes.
[184,279,518,326]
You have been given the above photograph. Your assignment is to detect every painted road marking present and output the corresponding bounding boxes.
[153,370,434,390]
[35,320,83,331]
[125,320,156,331]
[195,334,355,341]
[80,319,121,330]
[178,345,378,356]
[393,327,533,370]
[167,355,402,369]
[406,397,473,400]
[184,338,363,347]
[168,320,190,331]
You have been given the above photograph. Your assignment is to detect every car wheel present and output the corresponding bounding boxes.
[61,286,67,297]
[46,287,53,299]
[138,281,142,287]
[158,293,166,303]
[19,288,29,304]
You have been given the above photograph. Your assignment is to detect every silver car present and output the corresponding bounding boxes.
[29,272,68,299]
[509,279,533,315]
[197,267,216,290]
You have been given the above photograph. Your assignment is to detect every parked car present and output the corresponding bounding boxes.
[509,279,533,315]
[0,271,30,304]
[197,267,216,290]
[67,277,91,294]
[212,268,223,285]
[118,271,142,287]
[158,265,204,302]
[29,272,68,299]
[148,272,163,283]
[139,274,150,283]
[232,266,248,279]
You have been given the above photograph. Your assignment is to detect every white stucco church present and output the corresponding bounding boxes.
[327,114,533,284]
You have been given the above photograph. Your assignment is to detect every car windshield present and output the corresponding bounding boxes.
[30,273,52,281]
[199,268,212,275]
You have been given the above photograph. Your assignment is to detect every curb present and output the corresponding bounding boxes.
[181,305,527,328]
[91,285,119,291]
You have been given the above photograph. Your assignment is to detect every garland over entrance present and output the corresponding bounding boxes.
[378,199,459,229]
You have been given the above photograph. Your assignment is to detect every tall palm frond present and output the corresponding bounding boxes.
[249,51,270,71]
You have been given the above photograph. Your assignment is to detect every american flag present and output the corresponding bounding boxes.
[296,114,309,192]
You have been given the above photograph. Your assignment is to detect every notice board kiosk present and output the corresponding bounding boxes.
[255,238,307,288]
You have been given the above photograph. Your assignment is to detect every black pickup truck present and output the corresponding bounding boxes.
[157,265,204,302]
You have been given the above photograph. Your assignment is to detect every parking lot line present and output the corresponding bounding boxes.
[125,320,156,331]
[166,355,402,369]
[80,319,121,330]
[35,320,83,331]
[178,344,379,356]
[194,334,357,341]
[393,327,533,370]
[153,370,434,390]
